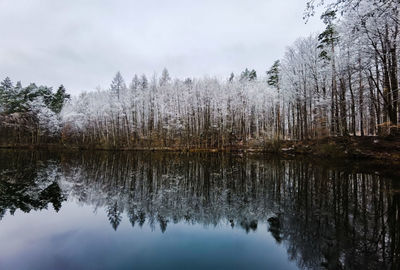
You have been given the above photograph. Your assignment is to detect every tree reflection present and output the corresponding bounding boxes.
[0,151,65,218]
[107,201,123,231]
[0,150,398,269]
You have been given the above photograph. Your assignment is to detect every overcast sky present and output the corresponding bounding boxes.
[0,0,324,94]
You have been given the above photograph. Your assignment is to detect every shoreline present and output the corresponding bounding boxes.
[1,136,399,162]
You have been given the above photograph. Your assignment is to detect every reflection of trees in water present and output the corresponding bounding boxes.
[0,151,65,219]
[0,151,398,269]
[62,153,277,232]
[61,152,399,269]
[273,164,400,269]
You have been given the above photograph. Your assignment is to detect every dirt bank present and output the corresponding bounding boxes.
[1,136,399,162]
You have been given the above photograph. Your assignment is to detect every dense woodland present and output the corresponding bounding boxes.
[0,78,69,144]
[0,0,399,149]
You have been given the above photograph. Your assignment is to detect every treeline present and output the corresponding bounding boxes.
[62,72,278,148]
[0,77,70,144]
[60,0,399,148]
[1,0,399,149]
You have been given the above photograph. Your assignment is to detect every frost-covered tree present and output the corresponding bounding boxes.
[50,85,70,114]
[159,68,171,86]
[0,77,69,144]
[3,0,399,146]
[29,97,61,137]
[129,74,140,91]
[240,68,257,82]
[303,0,400,135]
[267,60,280,89]
[110,71,126,100]
[61,72,280,148]
[140,74,148,90]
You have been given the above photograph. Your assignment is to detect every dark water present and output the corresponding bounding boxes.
[0,150,399,270]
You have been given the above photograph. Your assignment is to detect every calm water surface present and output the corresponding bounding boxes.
[0,150,399,270]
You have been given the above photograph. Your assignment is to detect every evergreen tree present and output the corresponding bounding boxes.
[240,68,250,82]
[110,71,126,100]
[107,202,122,231]
[240,68,257,81]
[51,85,70,114]
[317,11,339,61]
[0,77,13,112]
[0,77,13,91]
[129,74,140,91]
[15,81,22,92]
[184,78,193,86]
[159,68,171,86]
[228,72,235,82]
[248,69,257,81]
[318,10,340,135]
[267,60,280,89]
[140,74,148,89]
[37,86,54,108]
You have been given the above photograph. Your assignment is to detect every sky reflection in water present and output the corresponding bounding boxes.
[0,203,296,270]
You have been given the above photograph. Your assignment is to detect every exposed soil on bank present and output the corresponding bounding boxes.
[271,136,400,161]
[1,136,399,163]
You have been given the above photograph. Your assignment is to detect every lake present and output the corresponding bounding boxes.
[0,150,398,270]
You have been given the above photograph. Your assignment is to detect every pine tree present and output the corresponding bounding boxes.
[240,68,250,82]
[228,72,235,82]
[267,60,282,138]
[267,60,280,88]
[248,69,257,81]
[159,68,171,86]
[0,77,13,112]
[107,202,122,231]
[110,71,126,100]
[140,74,148,90]
[318,10,340,135]
[0,77,13,91]
[240,68,257,81]
[129,74,140,91]
[51,85,70,114]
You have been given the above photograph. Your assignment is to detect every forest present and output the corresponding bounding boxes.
[0,0,399,150]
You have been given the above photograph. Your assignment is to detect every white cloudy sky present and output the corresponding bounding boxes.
[0,0,323,94]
